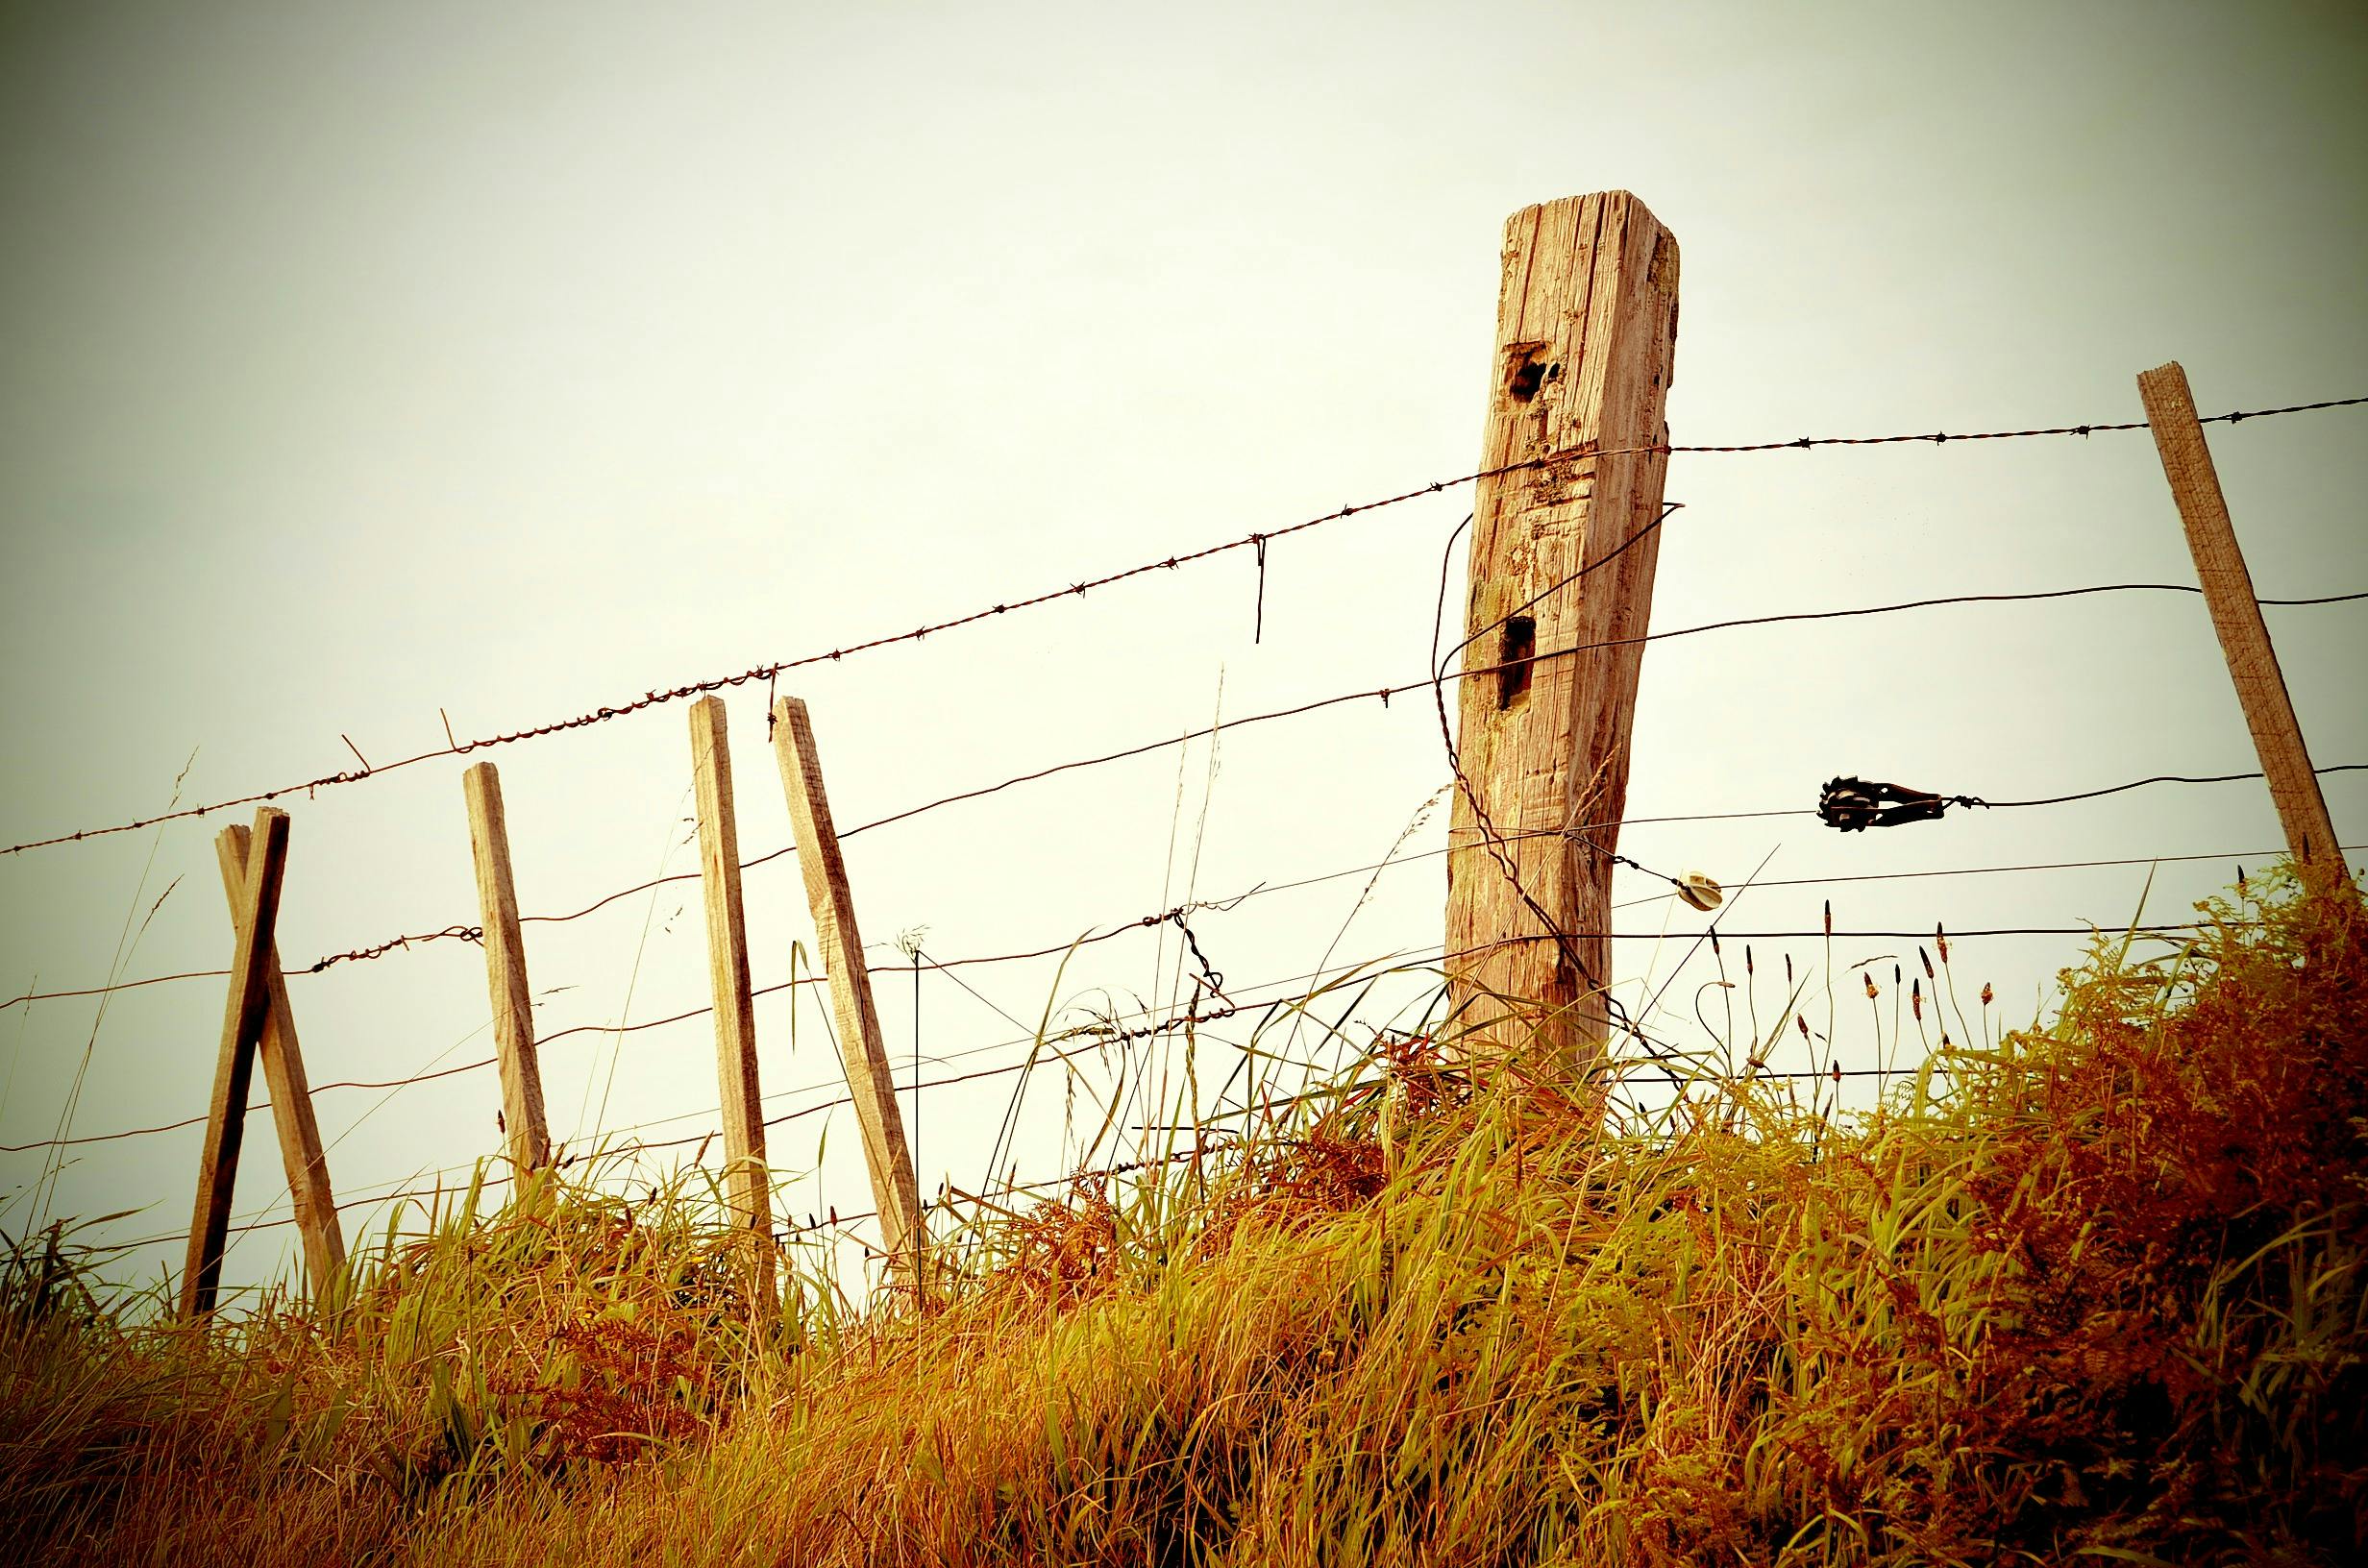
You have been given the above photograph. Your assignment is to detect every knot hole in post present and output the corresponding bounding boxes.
[1497,616,1537,709]
[1505,343,1558,403]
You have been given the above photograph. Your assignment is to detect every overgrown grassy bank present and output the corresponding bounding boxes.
[6,872,2363,1566]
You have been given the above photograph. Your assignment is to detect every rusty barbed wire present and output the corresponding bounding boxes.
[0,453,1559,859]
[302,924,483,973]
[9,391,2360,863]
[1652,395,2366,453]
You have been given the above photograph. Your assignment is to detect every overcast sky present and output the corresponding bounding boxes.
[4,1,2363,1301]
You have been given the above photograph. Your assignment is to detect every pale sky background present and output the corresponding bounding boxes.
[3,1,2363,1302]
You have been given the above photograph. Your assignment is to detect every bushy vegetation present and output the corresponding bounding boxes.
[4,870,2361,1565]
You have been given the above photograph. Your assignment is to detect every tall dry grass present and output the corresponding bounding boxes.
[4,868,2361,1566]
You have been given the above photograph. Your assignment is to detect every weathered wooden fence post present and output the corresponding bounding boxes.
[210,822,344,1295]
[688,696,776,1300]
[181,806,292,1319]
[770,697,927,1291]
[1443,191,1681,1068]
[463,762,551,1172]
[2137,362,2349,897]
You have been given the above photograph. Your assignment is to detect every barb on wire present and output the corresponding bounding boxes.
[303,924,483,973]
[1169,910,1231,1005]
[11,390,2360,861]
[1052,998,1254,1051]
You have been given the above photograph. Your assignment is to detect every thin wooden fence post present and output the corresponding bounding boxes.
[212,823,345,1296]
[181,806,292,1319]
[462,762,551,1172]
[2137,361,2348,897]
[1443,191,1681,1069]
[689,696,775,1300]
[770,697,927,1289]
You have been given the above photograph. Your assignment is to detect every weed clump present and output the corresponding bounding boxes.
[0,1163,787,1561]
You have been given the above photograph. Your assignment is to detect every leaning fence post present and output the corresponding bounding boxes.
[2137,361,2349,898]
[181,806,292,1319]
[462,761,551,1172]
[770,696,927,1291]
[211,823,345,1296]
[689,696,776,1300]
[1443,190,1681,1069]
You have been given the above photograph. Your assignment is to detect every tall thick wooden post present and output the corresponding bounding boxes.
[1443,191,1680,1067]
[463,762,551,1172]
[688,697,775,1300]
[181,807,292,1319]
[2137,362,2348,897]
[771,697,927,1290]
[212,823,345,1294]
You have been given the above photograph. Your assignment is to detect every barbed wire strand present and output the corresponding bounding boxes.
[10,392,2360,861]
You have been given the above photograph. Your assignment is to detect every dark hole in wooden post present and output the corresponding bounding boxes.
[1497,616,1536,708]
[1506,344,1552,403]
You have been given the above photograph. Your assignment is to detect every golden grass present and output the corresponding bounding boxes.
[5,869,2362,1566]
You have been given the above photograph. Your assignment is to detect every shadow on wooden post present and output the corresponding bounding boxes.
[211,822,345,1302]
[181,807,292,1320]
[689,696,776,1306]
[770,696,929,1300]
